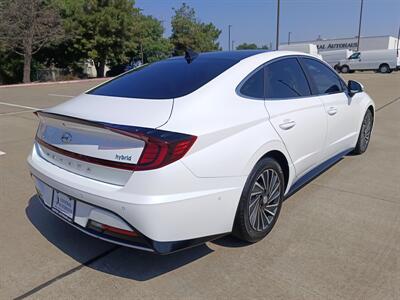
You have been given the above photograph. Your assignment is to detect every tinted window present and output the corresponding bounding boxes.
[88,57,238,99]
[264,58,310,99]
[349,52,360,59]
[239,68,264,99]
[300,58,342,95]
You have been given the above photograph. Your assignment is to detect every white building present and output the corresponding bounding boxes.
[289,35,399,52]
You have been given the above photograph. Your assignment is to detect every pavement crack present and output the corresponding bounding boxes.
[376,96,400,112]
[13,246,120,300]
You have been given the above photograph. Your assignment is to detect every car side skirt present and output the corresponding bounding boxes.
[286,148,354,197]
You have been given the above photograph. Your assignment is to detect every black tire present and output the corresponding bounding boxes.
[353,109,373,155]
[233,157,284,243]
[378,64,390,73]
[341,65,350,73]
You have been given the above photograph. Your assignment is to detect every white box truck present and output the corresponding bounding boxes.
[338,49,400,73]
[278,43,322,59]
[320,49,354,70]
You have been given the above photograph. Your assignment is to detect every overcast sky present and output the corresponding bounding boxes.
[136,0,400,50]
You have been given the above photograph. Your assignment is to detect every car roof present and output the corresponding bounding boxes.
[168,50,271,62]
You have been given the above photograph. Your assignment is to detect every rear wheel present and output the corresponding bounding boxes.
[341,65,350,73]
[353,109,373,155]
[378,63,390,73]
[233,157,284,243]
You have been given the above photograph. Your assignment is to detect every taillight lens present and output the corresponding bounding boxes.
[109,127,197,171]
[34,111,196,172]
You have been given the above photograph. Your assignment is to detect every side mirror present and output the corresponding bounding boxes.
[348,80,364,97]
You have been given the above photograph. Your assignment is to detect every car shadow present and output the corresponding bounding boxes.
[25,196,213,281]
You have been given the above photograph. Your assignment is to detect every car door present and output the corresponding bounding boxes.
[347,52,362,70]
[299,57,360,159]
[264,57,327,179]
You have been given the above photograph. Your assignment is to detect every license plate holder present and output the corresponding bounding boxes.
[52,191,75,221]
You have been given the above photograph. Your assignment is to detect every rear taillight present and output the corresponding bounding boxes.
[34,111,197,172]
[109,126,197,171]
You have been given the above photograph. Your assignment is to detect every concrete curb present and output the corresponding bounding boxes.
[0,77,110,89]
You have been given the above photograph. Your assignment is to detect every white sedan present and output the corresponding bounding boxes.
[28,50,375,254]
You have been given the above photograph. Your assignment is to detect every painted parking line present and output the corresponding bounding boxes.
[0,101,39,110]
[0,151,6,156]
[0,110,36,116]
[48,94,74,98]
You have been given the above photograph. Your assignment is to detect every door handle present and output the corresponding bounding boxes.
[327,107,337,116]
[279,120,296,130]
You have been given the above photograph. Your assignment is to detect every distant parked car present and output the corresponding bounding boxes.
[338,49,400,73]
[28,51,375,254]
[320,49,354,71]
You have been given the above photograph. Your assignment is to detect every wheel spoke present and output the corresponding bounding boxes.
[265,203,279,209]
[251,190,263,197]
[269,180,280,198]
[265,208,275,216]
[268,188,280,204]
[269,173,277,195]
[249,200,259,227]
[260,171,268,191]
[254,181,265,192]
[262,210,271,225]
[256,207,261,231]
[260,207,265,229]
[249,195,260,209]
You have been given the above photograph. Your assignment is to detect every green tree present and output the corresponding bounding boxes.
[132,14,173,64]
[0,0,64,83]
[54,0,139,77]
[236,43,269,50]
[170,3,221,55]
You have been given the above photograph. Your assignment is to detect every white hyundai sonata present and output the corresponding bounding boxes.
[28,50,375,254]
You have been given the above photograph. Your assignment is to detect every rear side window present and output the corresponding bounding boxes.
[88,57,237,99]
[239,68,264,99]
[264,58,311,99]
[300,58,342,95]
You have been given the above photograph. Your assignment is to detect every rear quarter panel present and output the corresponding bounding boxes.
[160,54,295,180]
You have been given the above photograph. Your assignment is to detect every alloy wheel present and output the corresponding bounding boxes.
[362,112,373,148]
[248,169,281,232]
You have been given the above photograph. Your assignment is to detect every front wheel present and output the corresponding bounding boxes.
[341,65,350,73]
[353,109,373,155]
[233,157,284,243]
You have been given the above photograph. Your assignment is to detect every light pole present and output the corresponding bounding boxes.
[228,25,232,51]
[288,31,292,45]
[356,0,364,51]
[275,0,280,50]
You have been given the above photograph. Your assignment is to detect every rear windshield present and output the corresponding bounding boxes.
[88,57,238,99]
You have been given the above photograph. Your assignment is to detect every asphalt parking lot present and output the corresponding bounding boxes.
[0,72,399,299]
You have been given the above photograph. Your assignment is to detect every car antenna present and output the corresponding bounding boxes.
[184,48,199,64]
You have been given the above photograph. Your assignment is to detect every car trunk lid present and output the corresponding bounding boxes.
[34,94,174,185]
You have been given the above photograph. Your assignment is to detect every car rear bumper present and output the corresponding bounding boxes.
[28,144,245,254]
[34,189,226,254]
